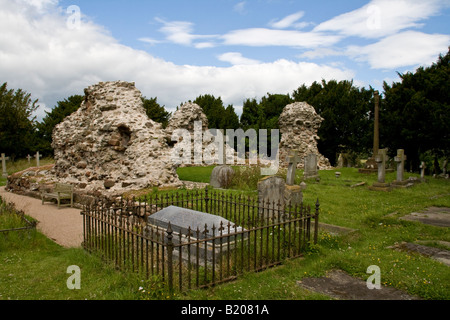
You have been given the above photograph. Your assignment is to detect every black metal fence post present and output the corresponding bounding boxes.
[166,222,174,293]
[314,199,320,245]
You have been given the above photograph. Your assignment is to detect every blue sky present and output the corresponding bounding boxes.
[1,0,449,120]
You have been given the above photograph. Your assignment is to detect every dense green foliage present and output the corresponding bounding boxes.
[382,48,450,171]
[0,83,39,158]
[293,80,376,164]
[35,95,84,155]
[142,96,171,128]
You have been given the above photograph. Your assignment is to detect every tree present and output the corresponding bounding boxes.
[194,94,239,129]
[0,82,39,158]
[36,95,84,155]
[142,97,171,128]
[382,48,450,170]
[222,105,240,130]
[240,98,261,130]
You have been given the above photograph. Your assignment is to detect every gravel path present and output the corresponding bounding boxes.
[0,186,83,248]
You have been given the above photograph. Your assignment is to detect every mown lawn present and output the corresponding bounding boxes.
[0,166,449,300]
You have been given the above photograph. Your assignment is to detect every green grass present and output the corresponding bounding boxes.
[0,157,54,187]
[1,165,449,300]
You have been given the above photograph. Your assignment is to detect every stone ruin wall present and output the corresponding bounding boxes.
[6,81,331,203]
[278,102,331,169]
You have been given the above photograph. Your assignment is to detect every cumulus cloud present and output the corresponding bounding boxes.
[346,31,450,69]
[269,11,306,29]
[314,0,449,38]
[217,52,261,65]
[222,28,341,48]
[0,0,354,120]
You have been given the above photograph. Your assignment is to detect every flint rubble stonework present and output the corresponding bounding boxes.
[278,102,331,169]
[6,81,331,202]
[51,81,182,194]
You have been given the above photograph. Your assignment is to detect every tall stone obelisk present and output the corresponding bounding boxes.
[373,91,380,157]
[359,90,380,173]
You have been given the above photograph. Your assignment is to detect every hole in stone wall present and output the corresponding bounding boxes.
[118,124,131,148]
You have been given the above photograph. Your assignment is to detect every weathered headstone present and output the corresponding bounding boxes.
[286,149,301,185]
[209,165,235,189]
[369,149,392,191]
[35,151,41,167]
[27,154,31,166]
[392,149,409,187]
[257,174,304,216]
[420,161,426,180]
[258,175,286,210]
[304,153,319,180]
[147,206,246,263]
[1,153,10,177]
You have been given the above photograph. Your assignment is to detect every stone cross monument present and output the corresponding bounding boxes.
[369,148,392,191]
[286,149,301,185]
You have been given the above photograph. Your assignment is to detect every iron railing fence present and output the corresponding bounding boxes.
[81,187,319,292]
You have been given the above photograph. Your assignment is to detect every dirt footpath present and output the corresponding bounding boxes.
[0,187,83,248]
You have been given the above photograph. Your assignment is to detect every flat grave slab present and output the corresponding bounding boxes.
[148,205,244,238]
[297,269,420,300]
[147,206,247,264]
[388,242,450,267]
[400,207,450,228]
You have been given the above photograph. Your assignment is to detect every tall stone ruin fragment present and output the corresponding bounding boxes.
[165,102,235,167]
[278,102,331,169]
[52,81,181,194]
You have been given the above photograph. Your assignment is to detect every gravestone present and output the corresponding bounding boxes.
[420,162,427,181]
[209,165,235,189]
[35,151,41,167]
[392,149,409,187]
[258,175,286,210]
[369,149,392,191]
[257,174,304,216]
[284,150,303,206]
[147,206,247,264]
[27,154,31,166]
[304,153,319,180]
[1,153,10,177]
[286,149,301,185]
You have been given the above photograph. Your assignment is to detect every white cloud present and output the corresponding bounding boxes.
[234,1,247,15]
[0,0,354,120]
[346,31,450,69]
[314,0,449,39]
[217,52,261,65]
[155,17,218,47]
[222,28,342,48]
[269,11,305,29]
[299,48,344,59]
